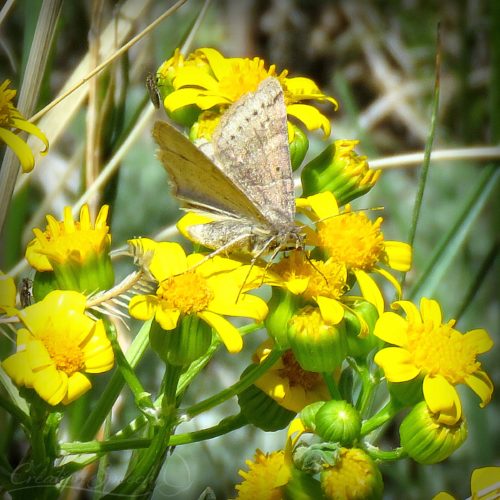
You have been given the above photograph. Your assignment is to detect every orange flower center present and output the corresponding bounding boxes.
[406,319,481,384]
[278,350,323,390]
[38,330,84,376]
[158,272,213,314]
[318,213,385,271]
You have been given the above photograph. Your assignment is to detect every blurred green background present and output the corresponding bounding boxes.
[0,0,498,498]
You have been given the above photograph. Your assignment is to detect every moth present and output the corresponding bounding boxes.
[152,77,302,260]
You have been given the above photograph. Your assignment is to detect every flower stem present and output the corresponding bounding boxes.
[185,348,282,418]
[104,320,156,418]
[360,401,400,436]
[323,371,342,400]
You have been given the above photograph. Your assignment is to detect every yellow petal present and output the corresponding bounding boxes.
[2,351,34,387]
[198,311,242,353]
[164,88,208,111]
[423,374,462,425]
[25,237,52,271]
[464,370,494,408]
[210,293,268,322]
[150,242,188,280]
[33,365,68,406]
[286,276,310,295]
[0,272,16,309]
[287,103,331,137]
[384,241,412,272]
[374,347,420,382]
[82,321,114,373]
[95,205,109,229]
[195,94,233,110]
[355,270,384,315]
[420,297,442,326]
[303,191,339,220]
[374,311,408,346]
[173,67,220,91]
[0,127,35,172]
[196,48,230,81]
[432,493,456,500]
[63,372,92,404]
[463,328,494,354]
[285,76,338,108]
[11,116,48,153]
[375,267,402,298]
[316,296,344,325]
[155,305,180,331]
[129,295,158,321]
[393,300,421,324]
[471,467,500,497]
[26,339,53,370]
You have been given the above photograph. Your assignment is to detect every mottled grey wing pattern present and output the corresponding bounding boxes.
[152,120,267,222]
[211,77,295,226]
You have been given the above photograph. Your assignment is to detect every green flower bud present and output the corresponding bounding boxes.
[344,301,381,359]
[238,366,295,431]
[315,400,362,446]
[301,140,380,205]
[265,288,304,349]
[399,401,468,464]
[289,124,309,171]
[287,306,347,372]
[300,401,326,432]
[149,314,212,367]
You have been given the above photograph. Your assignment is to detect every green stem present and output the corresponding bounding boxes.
[29,402,49,469]
[185,348,282,418]
[322,372,342,400]
[78,319,151,441]
[104,320,155,416]
[355,363,379,418]
[103,364,182,497]
[60,413,248,456]
[360,401,400,437]
[364,443,407,462]
[401,25,441,289]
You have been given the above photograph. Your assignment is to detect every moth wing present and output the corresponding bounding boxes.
[211,77,295,225]
[153,120,267,222]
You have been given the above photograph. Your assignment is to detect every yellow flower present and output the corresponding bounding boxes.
[234,449,291,500]
[158,47,337,137]
[0,272,17,314]
[128,238,268,353]
[320,447,384,500]
[298,191,412,314]
[1,290,114,405]
[26,204,111,271]
[0,79,48,172]
[374,298,494,425]
[433,466,500,500]
[252,339,331,413]
[270,250,348,325]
